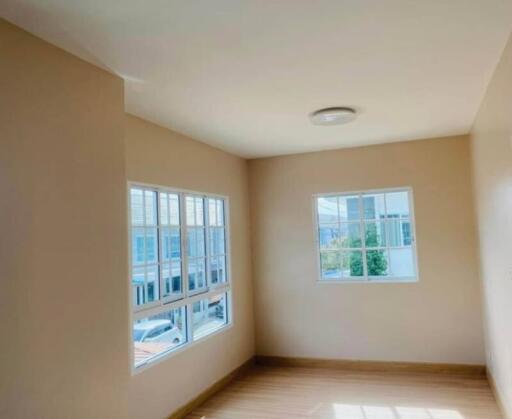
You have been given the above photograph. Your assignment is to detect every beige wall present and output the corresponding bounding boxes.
[249,136,485,365]
[0,19,254,419]
[0,19,129,418]
[124,114,254,418]
[470,33,512,417]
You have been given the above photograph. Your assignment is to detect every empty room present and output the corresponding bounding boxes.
[1,1,511,418]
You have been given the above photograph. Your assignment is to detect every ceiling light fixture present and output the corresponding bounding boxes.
[310,107,357,126]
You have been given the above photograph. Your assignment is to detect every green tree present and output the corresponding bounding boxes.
[359,224,387,276]
[322,224,387,276]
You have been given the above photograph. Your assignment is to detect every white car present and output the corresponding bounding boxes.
[133,319,182,344]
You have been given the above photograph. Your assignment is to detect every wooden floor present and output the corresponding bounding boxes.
[186,366,502,418]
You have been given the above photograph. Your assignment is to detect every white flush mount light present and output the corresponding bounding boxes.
[310,107,357,126]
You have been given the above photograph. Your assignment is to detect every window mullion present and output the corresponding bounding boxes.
[224,200,230,286]
[383,191,390,278]
[156,192,164,303]
[359,194,368,280]
[180,193,189,298]
[399,219,403,246]
[205,197,211,290]
[224,291,229,323]
[186,300,193,343]
[336,197,343,279]
[142,190,149,303]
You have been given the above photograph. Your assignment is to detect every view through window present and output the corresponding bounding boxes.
[130,185,231,369]
[315,188,418,281]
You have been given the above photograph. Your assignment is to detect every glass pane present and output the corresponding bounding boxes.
[131,188,144,225]
[317,196,338,224]
[319,225,340,249]
[131,227,145,265]
[364,222,387,248]
[159,193,169,225]
[186,196,194,226]
[196,259,205,288]
[162,261,182,297]
[169,194,180,225]
[210,227,226,255]
[170,228,181,258]
[162,227,181,262]
[208,199,218,227]
[216,200,224,226]
[192,293,228,340]
[389,248,415,277]
[340,251,364,278]
[146,265,159,302]
[132,266,145,306]
[188,259,196,291]
[340,223,362,248]
[210,256,227,285]
[188,258,205,291]
[386,191,410,218]
[387,219,402,247]
[171,260,182,293]
[144,190,157,225]
[188,228,205,257]
[366,250,389,277]
[133,306,186,367]
[145,228,158,264]
[401,220,413,246]
[320,251,341,279]
[217,256,227,283]
[386,219,413,247]
[186,196,204,226]
[339,195,360,222]
[161,228,171,261]
[161,264,171,297]
[196,197,204,226]
[210,256,219,284]
[363,193,386,220]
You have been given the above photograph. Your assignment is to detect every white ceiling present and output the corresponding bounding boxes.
[2,1,512,158]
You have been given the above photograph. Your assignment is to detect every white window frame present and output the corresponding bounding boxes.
[313,186,419,283]
[127,182,233,373]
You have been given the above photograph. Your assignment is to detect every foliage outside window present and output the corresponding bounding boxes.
[315,188,418,282]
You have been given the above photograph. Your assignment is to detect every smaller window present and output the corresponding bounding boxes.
[315,188,418,282]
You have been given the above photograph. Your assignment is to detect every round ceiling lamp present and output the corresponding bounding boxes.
[310,107,357,126]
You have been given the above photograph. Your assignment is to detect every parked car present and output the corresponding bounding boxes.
[133,319,182,344]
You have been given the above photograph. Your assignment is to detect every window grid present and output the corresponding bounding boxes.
[158,192,183,300]
[130,184,231,370]
[131,190,231,310]
[315,188,418,282]
[208,198,228,286]
[130,189,162,307]
[358,195,369,278]
[186,195,207,295]
[381,201,390,252]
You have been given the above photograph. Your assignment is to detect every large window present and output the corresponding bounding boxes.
[129,184,231,370]
[315,188,418,282]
